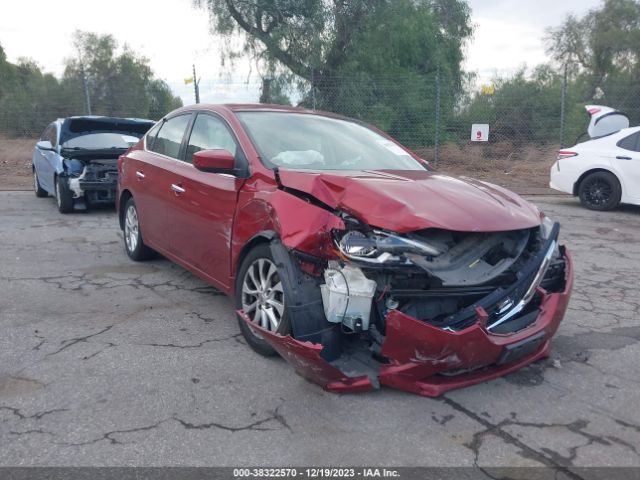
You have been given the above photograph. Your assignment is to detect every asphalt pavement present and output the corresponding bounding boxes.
[0,191,639,470]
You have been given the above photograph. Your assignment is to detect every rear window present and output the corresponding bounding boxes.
[64,133,140,149]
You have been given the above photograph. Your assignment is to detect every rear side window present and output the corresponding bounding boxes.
[150,115,191,159]
[617,132,640,152]
[185,114,238,163]
[145,122,162,150]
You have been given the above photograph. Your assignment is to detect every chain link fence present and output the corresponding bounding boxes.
[2,71,640,189]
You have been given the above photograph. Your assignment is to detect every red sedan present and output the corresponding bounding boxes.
[117,104,572,397]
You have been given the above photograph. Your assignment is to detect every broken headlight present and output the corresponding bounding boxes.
[540,215,556,240]
[540,215,561,258]
[335,229,441,264]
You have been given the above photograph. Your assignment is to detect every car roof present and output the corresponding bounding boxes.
[169,103,348,121]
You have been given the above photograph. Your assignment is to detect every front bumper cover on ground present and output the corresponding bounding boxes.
[237,250,573,397]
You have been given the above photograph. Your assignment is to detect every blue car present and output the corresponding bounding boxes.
[32,116,155,213]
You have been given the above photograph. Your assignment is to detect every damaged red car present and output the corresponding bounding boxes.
[117,104,573,397]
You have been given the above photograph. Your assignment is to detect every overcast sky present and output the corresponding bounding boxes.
[0,0,603,103]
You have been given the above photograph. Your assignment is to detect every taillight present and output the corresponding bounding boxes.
[557,151,578,160]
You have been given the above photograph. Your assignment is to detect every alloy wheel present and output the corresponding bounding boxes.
[583,178,612,207]
[241,258,285,332]
[124,205,139,253]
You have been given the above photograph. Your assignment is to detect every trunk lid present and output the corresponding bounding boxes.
[586,105,629,139]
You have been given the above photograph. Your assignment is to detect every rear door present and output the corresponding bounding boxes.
[614,131,640,200]
[130,114,193,252]
[163,112,246,289]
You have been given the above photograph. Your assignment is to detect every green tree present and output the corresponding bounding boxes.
[0,46,68,136]
[63,31,182,119]
[546,0,640,99]
[194,0,472,146]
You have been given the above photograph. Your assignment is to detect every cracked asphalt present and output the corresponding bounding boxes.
[1,191,639,469]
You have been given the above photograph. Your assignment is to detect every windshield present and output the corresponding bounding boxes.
[237,111,426,171]
[62,133,141,150]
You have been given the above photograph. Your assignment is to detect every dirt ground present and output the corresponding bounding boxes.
[0,136,557,193]
[0,136,36,190]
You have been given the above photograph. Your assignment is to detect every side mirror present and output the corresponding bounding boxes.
[193,149,236,174]
[36,140,54,151]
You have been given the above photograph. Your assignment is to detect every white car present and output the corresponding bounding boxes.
[550,105,640,210]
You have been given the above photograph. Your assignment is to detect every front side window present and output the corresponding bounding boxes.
[236,111,425,171]
[40,125,52,141]
[617,132,640,152]
[151,114,191,159]
[48,125,58,147]
[185,114,238,163]
[41,124,56,146]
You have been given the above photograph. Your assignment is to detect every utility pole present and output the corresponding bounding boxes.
[192,64,200,104]
[81,66,92,115]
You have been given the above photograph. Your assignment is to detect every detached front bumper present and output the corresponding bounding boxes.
[238,250,573,397]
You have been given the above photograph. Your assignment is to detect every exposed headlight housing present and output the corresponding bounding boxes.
[540,215,556,240]
[335,229,441,264]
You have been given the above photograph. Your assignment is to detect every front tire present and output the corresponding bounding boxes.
[235,244,291,357]
[33,168,47,198]
[578,171,622,211]
[55,176,74,213]
[123,197,155,261]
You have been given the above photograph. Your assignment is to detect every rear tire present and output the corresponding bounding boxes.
[578,171,621,211]
[33,168,47,198]
[123,197,155,261]
[235,244,291,357]
[55,176,74,213]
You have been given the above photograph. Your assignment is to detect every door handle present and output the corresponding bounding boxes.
[135,171,145,179]
[616,156,632,160]
[170,183,186,194]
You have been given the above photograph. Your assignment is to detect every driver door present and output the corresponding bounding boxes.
[164,112,246,290]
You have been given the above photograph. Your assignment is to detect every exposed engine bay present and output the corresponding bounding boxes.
[63,150,121,207]
[266,218,567,388]
[330,219,564,333]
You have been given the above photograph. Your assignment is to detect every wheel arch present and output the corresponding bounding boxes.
[573,168,622,196]
[231,230,278,294]
[118,189,133,230]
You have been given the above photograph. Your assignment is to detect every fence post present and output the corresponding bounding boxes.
[560,63,568,148]
[434,65,441,165]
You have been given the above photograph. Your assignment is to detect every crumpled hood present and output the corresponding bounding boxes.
[278,169,541,233]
